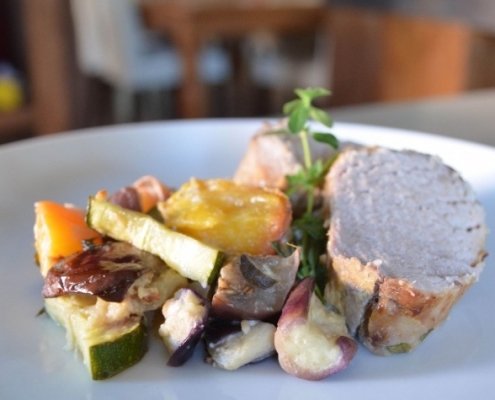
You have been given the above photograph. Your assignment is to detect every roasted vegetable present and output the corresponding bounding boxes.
[42,240,185,305]
[205,319,276,370]
[34,201,102,276]
[40,237,188,380]
[45,296,147,380]
[274,278,357,381]
[158,178,291,255]
[109,175,172,213]
[86,196,223,287]
[159,288,209,366]
[43,241,146,301]
[212,249,300,320]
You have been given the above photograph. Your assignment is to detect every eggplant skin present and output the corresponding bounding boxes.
[159,288,210,367]
[211,249,300,321]
[275,278,358,380]
[42,241,158,302]
[204,319,241,345]
[167,328,203,367]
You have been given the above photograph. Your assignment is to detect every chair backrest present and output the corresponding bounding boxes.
[70,0,107,75]
[71,0,225,90]
[70,0,151,87]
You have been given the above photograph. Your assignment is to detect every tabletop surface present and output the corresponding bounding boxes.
[330,88,495,148]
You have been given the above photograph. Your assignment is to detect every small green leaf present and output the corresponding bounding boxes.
[313,132,339,149]
[288,105,309,134]
[309,107,333,127]
[283,99,302,115]
[305,159,326,186]
[293,214,326,240]
[286,160,328,196]
[286,169,312,195]
[295,87,331,102]
[294,211,328,301]
[294,89,310,106]
[281,87,337,301]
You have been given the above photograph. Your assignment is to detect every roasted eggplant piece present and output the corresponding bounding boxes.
[274,278,357,381]
[205,319,276,371]
[42,241,161,302]
[159,288,209,366]
[212,249,300,320]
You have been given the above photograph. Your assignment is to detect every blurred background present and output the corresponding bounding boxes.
[1,0,495,144]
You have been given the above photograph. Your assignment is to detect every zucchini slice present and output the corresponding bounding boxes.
[86,196,223,287]
[45,297,147,380]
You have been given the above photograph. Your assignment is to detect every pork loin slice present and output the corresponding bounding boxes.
[234,120,336,190]
[324,147,488,355]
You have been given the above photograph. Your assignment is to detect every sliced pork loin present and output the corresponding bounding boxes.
[234,120,337,190]
[324,147,488,355]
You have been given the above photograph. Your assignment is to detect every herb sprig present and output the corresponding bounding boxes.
[282,88,339,297]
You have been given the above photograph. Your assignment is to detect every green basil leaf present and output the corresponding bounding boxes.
[312,132,339,149]
[309,107,333,127]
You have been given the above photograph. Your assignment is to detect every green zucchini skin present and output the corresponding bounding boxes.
[86,196,223,287]
[89,321,148,380]
[45,297,148,380]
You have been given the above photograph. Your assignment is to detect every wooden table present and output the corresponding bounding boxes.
[140,1,328,118]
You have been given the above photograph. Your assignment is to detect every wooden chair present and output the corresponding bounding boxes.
[70,0,231,122]
[328,7,474,106]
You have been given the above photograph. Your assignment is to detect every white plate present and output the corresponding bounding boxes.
[1,120,494,399]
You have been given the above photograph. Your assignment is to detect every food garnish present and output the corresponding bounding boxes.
[279,87,339,297]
